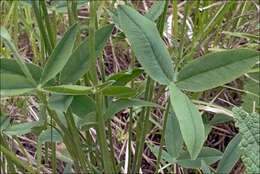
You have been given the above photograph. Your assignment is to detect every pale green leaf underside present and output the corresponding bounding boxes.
[169,84,205,160]
[40,23,78,86]
[104,99,163,120]
[177,49,259,92]
[117,5,174,85]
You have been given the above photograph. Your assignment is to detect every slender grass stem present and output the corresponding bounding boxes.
[155,100,171,173]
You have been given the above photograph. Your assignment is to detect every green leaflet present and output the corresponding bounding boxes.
[216,134,241,174]
[48,94,73,112]
[242,64,260,113]
[165,107,183,159]
[40,23,78,86]
[149,145,174,164]
[3,121,41,136]
[0,58,55,86]
[39,128,63,142]
[42,85,93,95]
[144,1,166,21]
[0,115,10,131]
[101,86,137,98]
[209,114,233,125]
[107,68,144,86]
[117,5,174,85]
[176,147,223,168]
[71,95,96,118]
[104,99,163,120]
[169,84,205,160]
[60,24,114,84]
[0,73,35,96]
[233,107,260,173]
[109,1,165,29]
[176,49,259,92]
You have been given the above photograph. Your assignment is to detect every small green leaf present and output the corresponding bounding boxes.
[0,73,35,96]
[216,134,242,174]
[104,99,163,120]
[0,116,10,131]
[0,26,11,41]
[71,95,96,118]
[3,121,40,136]
[176,147,223,168]
[43,85,93,95]
[149,145,174,164]
[177,49,259,92]
[209,114,233,125]
[40,23,78,85]
[169,84,205,160]
[144,1,166,21]
[107,68,144,86]
[39,128,63,142]
[117,5,174,85]
[48,94,73,112]
[60,24,114,84]
[165,107,183,159]
[101,86,137,98]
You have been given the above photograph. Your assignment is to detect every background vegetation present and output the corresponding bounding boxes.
[0,0,259,173]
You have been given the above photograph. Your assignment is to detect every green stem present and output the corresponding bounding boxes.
[155,100,171,173]
[89,1,114,173]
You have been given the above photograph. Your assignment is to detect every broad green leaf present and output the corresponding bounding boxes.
[60,24,114,84]
[233,108,260,173]
[104,99,163,120]
[0,73,35,96]
[216,134,242,174]
[48,94,73,112]
[101,86,137,98]
[42,85,93,95]
[165,108,183,158]
[3,121,40,136]
[0,58,55,85]
[177,49,259,92]
[107,68,144,86]
[209,114,233,125]
[71,96,96,118]
[242,64,260,113]
[117,5,174,85]
[169,84,205,160]
[176,147,223,168]
[39,128,63,142]
[40,23,78,86]
[144,1,165,21]
[0,116,10,131]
